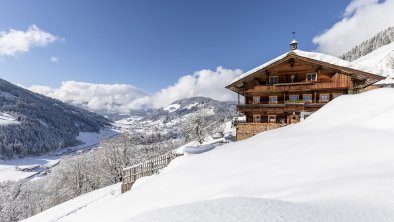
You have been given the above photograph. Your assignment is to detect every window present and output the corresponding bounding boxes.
[253,96,260,104]
[269,76,279,84]
[306,73,317,81]
[269,96,278,104]
[303,94,312,103]
[268,115,276,123]
[289,94,299,102]
[332,93,343,99]
[253,115,260,123]
[320,94,330,102]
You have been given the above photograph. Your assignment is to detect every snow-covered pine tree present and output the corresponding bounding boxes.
[341,27,394,61]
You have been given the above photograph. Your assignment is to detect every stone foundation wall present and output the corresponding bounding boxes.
[236,123,280,141]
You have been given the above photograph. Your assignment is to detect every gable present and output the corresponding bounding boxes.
[226,51,385,95]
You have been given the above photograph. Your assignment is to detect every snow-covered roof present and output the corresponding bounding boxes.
[228,49,386,86]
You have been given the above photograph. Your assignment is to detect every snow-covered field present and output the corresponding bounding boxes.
[0,128,119,182]
[25,88,394,222]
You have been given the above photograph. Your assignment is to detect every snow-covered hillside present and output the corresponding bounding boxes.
[353,42,394,84]
[115,97,236,141]
[0,78,111,159]
[0,112,19,126]
[339,26,394,85]
[26,88,394,222]
[0,128,119,182]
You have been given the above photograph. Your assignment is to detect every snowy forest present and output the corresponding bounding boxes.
[341,26,394,61]
[0,79,111,159]
[0,135,181,221]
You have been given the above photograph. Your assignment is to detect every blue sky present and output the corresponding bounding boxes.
[1,0,393,111]
[0,0,351,92]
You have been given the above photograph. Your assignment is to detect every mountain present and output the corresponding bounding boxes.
[25,89,394,222]
[340,27,394,84]
[352,42,394,81]
[0,78,111,159]
[115,97,236,143]
[341,26,394,61]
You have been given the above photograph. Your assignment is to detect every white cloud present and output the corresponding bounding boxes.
[29,81,150,114]
[0,25,58,56]
[148,67,242,108]
[50,56,59,63]
[28,67,243,113]
[313,0,394,56]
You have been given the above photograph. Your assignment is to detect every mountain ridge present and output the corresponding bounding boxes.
[0,78,111,159]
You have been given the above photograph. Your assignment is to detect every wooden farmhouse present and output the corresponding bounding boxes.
[226,39,385,141]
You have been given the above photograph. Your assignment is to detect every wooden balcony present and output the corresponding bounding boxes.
[237,102,325,113]
[246,80,352,94]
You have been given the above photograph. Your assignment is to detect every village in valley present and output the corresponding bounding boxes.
[1,1,394,222]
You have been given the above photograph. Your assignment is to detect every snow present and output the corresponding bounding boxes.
[25,183,121,222]
[0,128,119,182]
[183,102,198,110]
[229,49,387,85]
[25,88,394,222]
[353,42,394,85]
[0,112,19,125]
[163,104,181,113]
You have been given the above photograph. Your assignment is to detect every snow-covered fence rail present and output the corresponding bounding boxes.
[121,150,183,193]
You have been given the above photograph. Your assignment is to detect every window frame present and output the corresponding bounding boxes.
[252,96,260,104]
[269,96,278,104]
[320,93,330,102]
[253,114,261,123]
[289,94,299,102]
[306,72,317,82]
[269,76,279,85]
[303,94,312,103]
[268,115,276,123]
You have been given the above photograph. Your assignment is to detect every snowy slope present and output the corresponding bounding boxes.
[0,78,111,159]
[0,112,19,125]
[26,88,394,222]
[353,42,394,84]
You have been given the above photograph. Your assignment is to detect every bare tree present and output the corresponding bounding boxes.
[181,110,219,144]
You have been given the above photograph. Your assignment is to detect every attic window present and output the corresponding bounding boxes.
[269,76,279,84]
[306,73,317,81]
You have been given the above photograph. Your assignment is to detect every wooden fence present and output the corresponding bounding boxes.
[121,150,183,193]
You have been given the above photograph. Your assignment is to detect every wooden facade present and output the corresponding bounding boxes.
[226,49,385,141]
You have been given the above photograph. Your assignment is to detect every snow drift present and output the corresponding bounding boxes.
[26,88,394,222]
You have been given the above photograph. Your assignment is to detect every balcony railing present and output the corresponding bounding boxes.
[237,102,325,113]
[246,81,351,93]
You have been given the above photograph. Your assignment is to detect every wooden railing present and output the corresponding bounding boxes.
[237,102,325,113]
[121,150,183,193]
[246,80,352,93]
